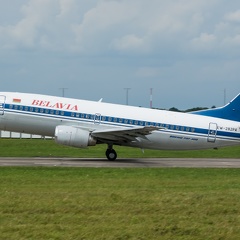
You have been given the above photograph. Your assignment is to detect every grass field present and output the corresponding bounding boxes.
[0,138,239,158]
[0,139,240,239]
[1,167,240,239]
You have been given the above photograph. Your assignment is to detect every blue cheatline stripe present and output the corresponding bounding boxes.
[3,103,240,141]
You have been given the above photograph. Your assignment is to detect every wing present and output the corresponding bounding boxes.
[91,126,160,144]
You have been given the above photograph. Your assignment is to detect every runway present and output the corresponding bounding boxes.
[0,157,240,168]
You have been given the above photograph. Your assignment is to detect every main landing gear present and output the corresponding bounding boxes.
[105,145,117,161]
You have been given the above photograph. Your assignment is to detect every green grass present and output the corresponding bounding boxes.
[0,140,240,239]
[0,167,240,239]
[0,139,239,158]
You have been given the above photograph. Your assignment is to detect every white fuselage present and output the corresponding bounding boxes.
[0,92,240,150]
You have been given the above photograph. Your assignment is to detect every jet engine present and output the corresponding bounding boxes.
[55,125,96,148]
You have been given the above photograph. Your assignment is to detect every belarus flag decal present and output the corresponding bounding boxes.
[13,98,21,103]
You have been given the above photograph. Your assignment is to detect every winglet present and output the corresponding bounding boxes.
[191,93,240,122]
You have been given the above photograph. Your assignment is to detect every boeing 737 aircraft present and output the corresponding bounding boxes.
[0,92,239,160]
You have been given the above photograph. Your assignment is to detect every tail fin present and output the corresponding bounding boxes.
[191,93,240,122]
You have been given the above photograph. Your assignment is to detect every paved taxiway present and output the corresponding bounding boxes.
[0,157,240,168]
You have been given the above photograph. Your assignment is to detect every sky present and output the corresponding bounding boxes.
[0,0,240,110]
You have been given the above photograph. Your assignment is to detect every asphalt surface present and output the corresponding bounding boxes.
[0,157,240,168]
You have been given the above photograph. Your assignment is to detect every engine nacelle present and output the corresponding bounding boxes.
[55,125,96,148]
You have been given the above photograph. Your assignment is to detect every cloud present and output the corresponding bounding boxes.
[135,67,161,78]
[0,0,84,50]
[112,34,145,52]
[191,33,216,51]
[0,0,56,49]
[225,9,240,22]
[72,0,141,53]
[72,0,213,55]
[0,0,240,58]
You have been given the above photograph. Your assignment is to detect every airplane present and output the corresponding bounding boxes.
[0,91,239,160]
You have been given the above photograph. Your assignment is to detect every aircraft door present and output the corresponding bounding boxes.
[207,122,217,142]
[94,113,101,125]
[0,95,6,115]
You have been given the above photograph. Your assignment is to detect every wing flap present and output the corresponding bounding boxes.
[92,126,160,143]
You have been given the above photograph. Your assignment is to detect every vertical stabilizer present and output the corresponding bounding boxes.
[191,93,240,122]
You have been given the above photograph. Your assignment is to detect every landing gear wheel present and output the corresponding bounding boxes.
[106,148,117,161]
